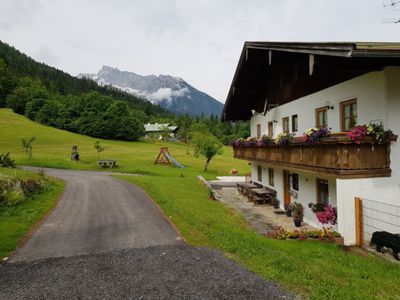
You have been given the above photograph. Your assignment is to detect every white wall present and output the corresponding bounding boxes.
[252,162,337,230]
[250,70,388,138]
[247,67,400,245]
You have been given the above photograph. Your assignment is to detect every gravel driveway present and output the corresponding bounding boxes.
[1,167,293,299]
[1,245,292,299]
[12,168,180,262]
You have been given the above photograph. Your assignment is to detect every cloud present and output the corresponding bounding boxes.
[147,87,189,103]
[0,0,398,103]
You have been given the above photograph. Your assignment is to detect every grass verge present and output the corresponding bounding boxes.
[0,168,64,260]
[117,174,400,300]
[1,108,400,299]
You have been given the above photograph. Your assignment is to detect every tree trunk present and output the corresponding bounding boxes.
[204,157,211,171]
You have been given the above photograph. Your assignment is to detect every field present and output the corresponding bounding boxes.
[0,167,64,259]
[1,108,400,299]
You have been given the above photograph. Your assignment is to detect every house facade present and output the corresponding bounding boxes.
[144,123,179,139]
[222,42,400,245]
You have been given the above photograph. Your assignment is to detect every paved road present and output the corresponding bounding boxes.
[1,245,293,299]
[11,168,180,262]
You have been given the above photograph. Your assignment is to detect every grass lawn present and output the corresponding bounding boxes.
[0,167,64,259]
[1,108,400,299]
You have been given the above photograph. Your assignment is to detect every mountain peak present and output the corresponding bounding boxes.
[78,66,223,116]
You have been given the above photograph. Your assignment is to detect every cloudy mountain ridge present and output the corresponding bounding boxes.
[78,66,223,116]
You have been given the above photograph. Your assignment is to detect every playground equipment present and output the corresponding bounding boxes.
[154,147,184,168]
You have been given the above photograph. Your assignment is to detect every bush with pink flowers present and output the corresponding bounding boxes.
[316,205,337,225]
[347,125,368,144]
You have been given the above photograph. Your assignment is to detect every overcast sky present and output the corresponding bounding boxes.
[1,0,399,103]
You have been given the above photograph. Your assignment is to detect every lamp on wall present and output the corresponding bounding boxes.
[324,101,334,110]
[272,120,278,123]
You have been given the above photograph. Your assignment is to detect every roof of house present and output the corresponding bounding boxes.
[144,123,178,132]
[222,42,400,121]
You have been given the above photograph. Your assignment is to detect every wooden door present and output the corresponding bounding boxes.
[283,170,291,205]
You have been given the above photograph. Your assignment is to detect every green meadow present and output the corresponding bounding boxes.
[0,167,64,259]
[1,108,399,300]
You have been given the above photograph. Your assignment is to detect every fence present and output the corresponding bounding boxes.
[355,197,400,247]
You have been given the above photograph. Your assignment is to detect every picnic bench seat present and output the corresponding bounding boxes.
[98,159,117,168]
[248,186,277,206]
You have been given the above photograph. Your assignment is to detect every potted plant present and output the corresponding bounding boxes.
[272,198,280,209]
[291,202,304,227]
[208,188,216,200]
[284,203,292,217]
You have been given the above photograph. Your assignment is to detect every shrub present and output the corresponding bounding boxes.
[20,178,42,193]
[0,152,15,168]
[2,189,24,206]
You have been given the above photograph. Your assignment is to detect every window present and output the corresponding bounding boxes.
[292,115,298,132]
[341,99,357,131]
[317,179,329,205]
[282,117,289,133]
[268,121,273,136]
[291,173,299,191]
[256,124,261,139]
[257,165,262,182]
[268,168,274,187]
[315,107,328,128]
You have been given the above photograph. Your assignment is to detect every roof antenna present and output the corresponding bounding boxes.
[382,0,400,23]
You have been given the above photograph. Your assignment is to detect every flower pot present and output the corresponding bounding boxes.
[285,209,292,217]
[293,219,302,227]
[334,237,344,246]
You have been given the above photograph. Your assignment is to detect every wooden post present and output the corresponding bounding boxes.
[355,197,363,246]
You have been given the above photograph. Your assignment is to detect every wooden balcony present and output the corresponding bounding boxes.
[233,134,397,178]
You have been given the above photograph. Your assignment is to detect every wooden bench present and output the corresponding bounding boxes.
[248,186,277,206]
[236,182,258,196]
[98,160,117,168]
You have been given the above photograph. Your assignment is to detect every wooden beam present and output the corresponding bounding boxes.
[355,197,363,246]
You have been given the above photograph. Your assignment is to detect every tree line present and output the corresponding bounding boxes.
[0,40,249,144]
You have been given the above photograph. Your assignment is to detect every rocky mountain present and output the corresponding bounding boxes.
[78,66,223,117]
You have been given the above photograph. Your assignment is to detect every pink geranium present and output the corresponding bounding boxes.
[316,205,337,225]
[347,125,368,144]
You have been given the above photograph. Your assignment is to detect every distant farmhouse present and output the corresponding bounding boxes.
[144,123,179,140]
[223,42,400,246]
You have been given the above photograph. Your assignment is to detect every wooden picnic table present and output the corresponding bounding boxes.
[98,160,117,168]
[236,182,258,195]
[249,188,273,205]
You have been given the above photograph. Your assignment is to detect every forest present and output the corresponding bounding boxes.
[0,40,248,143]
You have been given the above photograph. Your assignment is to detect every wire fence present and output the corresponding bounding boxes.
[361,197,400,247]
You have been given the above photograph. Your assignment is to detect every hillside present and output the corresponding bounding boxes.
[0,109,247,175]
[0,40,168,115]
[79,66,224,117]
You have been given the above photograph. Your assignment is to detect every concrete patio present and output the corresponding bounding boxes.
[209,178,315,235]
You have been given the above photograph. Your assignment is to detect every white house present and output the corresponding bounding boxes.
[144,123,179,139]
[222,42,400,245]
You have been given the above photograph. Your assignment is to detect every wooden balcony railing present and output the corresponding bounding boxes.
[233,134,397,178]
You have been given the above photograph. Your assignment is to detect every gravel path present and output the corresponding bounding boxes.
[0,245,292,299]
[12,167,180,262]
